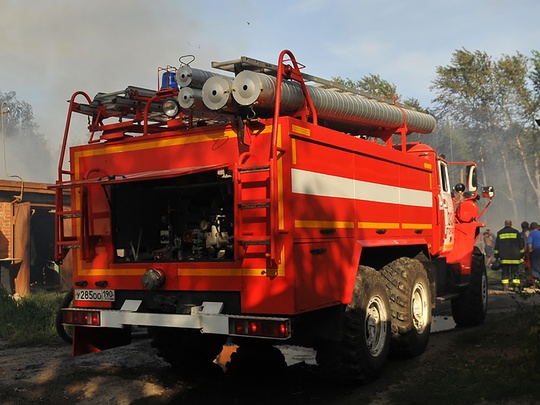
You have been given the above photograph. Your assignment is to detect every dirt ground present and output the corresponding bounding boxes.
[0,285,537,405]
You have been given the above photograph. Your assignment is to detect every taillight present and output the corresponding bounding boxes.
[230,318,290,339]
[62,310,101,326]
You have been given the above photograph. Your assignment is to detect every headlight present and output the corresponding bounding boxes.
[162,98,180,118]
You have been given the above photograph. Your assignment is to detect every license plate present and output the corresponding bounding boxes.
[75,289,115,302]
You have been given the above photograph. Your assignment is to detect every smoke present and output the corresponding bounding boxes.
[2,130,55,183]
[426,126,539,231]
[0,1,257,184]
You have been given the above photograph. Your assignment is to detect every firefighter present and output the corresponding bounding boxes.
[494,220,525,292]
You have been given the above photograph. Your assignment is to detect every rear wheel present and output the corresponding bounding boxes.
[381,257,432,358]
[316,266,391,383]
[226,341,287,380]
[451,247,488,327]
[150,327,226,376]
[55,288,74,345]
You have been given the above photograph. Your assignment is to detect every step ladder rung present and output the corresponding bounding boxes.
[58,210,81,218]
[238,199,271,209]
[57,241,81,249]
[238,237,271,246]
[238,165,270,173]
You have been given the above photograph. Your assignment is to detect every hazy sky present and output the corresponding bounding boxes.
[1,0,538,183]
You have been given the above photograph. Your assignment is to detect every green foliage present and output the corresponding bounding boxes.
[0,286,63,346]
[332,75,427,112]
[428,48,540,222]
[339,73,397,98]
[431,49,495,128]
[530,50,540,97]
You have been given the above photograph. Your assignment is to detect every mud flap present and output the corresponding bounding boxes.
[73,326,131,356]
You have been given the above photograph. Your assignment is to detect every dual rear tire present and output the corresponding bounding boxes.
[316,258,432,383]
[316,266,391,383]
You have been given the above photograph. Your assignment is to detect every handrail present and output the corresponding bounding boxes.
[268,50,316,263]
[58,91,92,184]
[271,49,318,160]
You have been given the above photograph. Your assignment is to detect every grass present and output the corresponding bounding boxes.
[387,295,540,405]
[0,286,64,346]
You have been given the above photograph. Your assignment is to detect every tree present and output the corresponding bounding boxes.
[0,90,54,183]
[333,74,426,111]
[430,49,540,222]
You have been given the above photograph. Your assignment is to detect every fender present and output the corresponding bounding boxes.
[342,238,430,304]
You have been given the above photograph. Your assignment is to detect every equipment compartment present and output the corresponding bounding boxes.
[110,169,234,263]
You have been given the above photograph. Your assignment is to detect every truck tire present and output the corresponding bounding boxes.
[381,257,431,358]
[150,327,226,375]
[315,266,391,383]
[451,248,488,327]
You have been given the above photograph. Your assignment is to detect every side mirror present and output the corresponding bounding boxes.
[481,186,494,198]
[466,165,477,192]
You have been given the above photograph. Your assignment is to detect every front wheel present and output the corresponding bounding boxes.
[451,247,488,327]
[316,266,391,383]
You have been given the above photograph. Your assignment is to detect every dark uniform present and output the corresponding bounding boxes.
[494,222,525,291]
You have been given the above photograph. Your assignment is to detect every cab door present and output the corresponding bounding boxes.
[438,160,455,253]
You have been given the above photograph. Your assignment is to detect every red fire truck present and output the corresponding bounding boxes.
[54,50,493,382]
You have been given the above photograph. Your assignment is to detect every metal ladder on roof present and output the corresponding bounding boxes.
[211,55,394,103]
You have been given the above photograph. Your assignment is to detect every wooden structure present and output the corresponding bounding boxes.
[0,179,70,296]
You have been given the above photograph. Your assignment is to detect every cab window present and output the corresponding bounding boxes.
[439,161,450,193]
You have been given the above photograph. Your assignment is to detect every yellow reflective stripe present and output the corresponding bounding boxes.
[296,220,355,228]
[512,279,521,284]
[292,124,311,136]
[402,223,433,230]
[499,233,518,239]
[500,259,524,264]
[358,222,399,229]
[501,279,509,284]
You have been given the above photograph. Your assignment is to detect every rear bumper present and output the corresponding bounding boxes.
[62,300,291,340]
